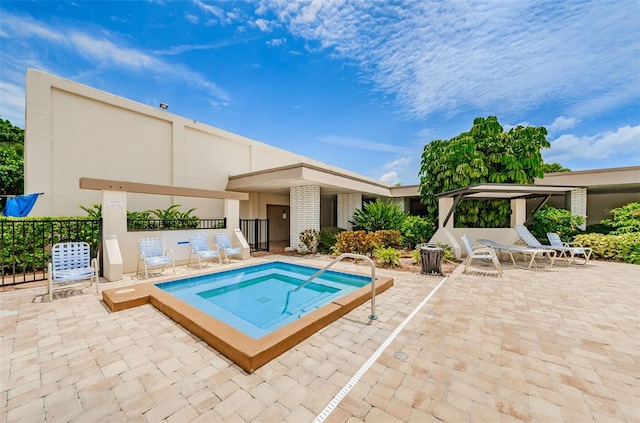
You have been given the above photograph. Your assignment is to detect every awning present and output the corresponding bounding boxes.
[436,183,581,226]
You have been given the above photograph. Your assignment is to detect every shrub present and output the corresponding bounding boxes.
[601,202,640,234]
[298,228,319,253]
[318,227,344,253]
[373,247,401,267]
[573,232,640,264]
[372,230,402,249]
[585,223,613,235]
[352,198,406,232]
[332,230,376,256]
[528,206,585,242]
[400,215,435,249]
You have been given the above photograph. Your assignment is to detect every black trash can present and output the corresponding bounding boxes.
[419,244,444,275]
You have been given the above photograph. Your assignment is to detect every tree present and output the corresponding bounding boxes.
[540,162,571,173]
[418,116,550,228]
[0,118,25,210]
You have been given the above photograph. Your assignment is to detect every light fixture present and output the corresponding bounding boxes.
[159,103,168,110]
[282,209,287,219]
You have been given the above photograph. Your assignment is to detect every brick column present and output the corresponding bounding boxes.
[337,193,362,230]
[566,188,587,230]
[290,186,320,249]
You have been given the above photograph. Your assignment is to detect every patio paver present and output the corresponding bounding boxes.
[1,255,638,422]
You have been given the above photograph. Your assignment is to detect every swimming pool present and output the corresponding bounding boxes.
[102,260,394,373]
[155,262,372,338]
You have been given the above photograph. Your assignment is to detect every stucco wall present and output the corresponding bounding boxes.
[24,69,319,218]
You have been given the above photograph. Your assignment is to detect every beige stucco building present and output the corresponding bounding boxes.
[24,69,640,273]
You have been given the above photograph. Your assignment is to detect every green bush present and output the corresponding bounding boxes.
[318,227,344,253]
[601,202,640,234]
[400,215,435,249]
[528,206,585,242]
[573,232,640,264]
[352,198,406,232]
[585,223,613,235]
[373,247,401,267]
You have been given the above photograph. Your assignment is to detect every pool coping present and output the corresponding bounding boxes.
[102,263,394,373]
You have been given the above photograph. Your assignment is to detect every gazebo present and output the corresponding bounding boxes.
[428,183,580,258]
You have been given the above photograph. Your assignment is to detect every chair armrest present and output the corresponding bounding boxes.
[165,249,173,258]
[472,246,497,256]
[564,241,584,248]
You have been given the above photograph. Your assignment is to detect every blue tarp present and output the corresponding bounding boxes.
[2,193,42,217]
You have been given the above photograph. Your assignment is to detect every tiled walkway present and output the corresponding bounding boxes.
[1,256,638,422]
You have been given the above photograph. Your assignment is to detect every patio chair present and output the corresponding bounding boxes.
[477,238,556,269]
[547,232,592,264]
[461,234,502,276]
[137,237,175,279]
[215,232,243,263]
[188,233,222,269]
[516,225,578,264]
[48,242,99,301]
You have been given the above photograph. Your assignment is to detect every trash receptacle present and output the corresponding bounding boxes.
[419,244,444,275]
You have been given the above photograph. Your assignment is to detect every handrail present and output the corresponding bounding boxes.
[292,253,378,320]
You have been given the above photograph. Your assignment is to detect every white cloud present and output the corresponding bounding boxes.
[383,157,411,170]
[185,13,199,24]
[267,38,286,47]
[380,171,399,184]
[264,1,640,120]
[0,11,230,106]
[0,81,26,127]
[251,18,275,33]
[544,125,640,166]
[547,116,580,134]
[317,135,406,153]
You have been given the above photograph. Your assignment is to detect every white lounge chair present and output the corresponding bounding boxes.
[516,225,578,264]
[547,232,592,264]
[477,238,556,269]
[137,237,175,279]
[461,234,502,277]
[48,242,99,301]
[215,232,243,263]
[188,233,222,268]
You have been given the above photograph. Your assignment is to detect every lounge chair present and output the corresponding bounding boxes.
[461,234,502,276]
[188,233,222,268]
[137,237,175,279]
[516,225,579,264]
[215,232,243,263]
[547,232,592,264]
[48,242,99,301]
[477,238,556,269]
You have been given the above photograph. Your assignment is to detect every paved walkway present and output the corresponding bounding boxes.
[1,256,638,422]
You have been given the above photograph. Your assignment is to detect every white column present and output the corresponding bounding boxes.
[290,186,321,249]
[337,193,362,230]
[510,199,527,227]
[566,188,587,230]
[438,197,454,228]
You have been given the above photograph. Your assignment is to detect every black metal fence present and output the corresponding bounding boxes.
[127,218,226,231]
[240,219,269,252]
[1,218,102,286]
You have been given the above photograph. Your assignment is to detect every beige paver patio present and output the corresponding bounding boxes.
[1,255,639,422]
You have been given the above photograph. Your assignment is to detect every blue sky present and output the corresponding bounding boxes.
[1,1,638,185]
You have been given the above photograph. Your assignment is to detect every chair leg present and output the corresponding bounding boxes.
[48,263,54,302]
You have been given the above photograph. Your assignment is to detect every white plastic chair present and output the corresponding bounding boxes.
[48,242,99,301]
[137,238,175,279]
[215,232,243,263]
[188,233,221,268]
[461,234,503,276]
[547,232,592,264]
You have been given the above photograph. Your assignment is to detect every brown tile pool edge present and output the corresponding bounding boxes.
[102,269,394,373]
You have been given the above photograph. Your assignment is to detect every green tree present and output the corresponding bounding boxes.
[351,198,406,232]
[540,162,571,173]
[0,118,25,210]
[418,116,550,227]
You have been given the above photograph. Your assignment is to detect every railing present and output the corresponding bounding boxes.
[240,218,269,252]
[290,253,378,320]
[127,218,226,232]
[0,218,102,286]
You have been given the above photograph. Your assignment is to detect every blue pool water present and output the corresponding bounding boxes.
[156,261,371,338]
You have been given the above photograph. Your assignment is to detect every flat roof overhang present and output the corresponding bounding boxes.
[225,163,393,197]
[436,183,581,226]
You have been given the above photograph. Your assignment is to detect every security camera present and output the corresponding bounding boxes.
[159,103,168,110]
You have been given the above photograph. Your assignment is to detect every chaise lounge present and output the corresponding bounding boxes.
[477,238,556,269]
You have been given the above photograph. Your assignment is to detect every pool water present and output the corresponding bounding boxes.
[156,261,370,338]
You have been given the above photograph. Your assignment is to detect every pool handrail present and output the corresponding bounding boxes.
[291,253,378,320]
